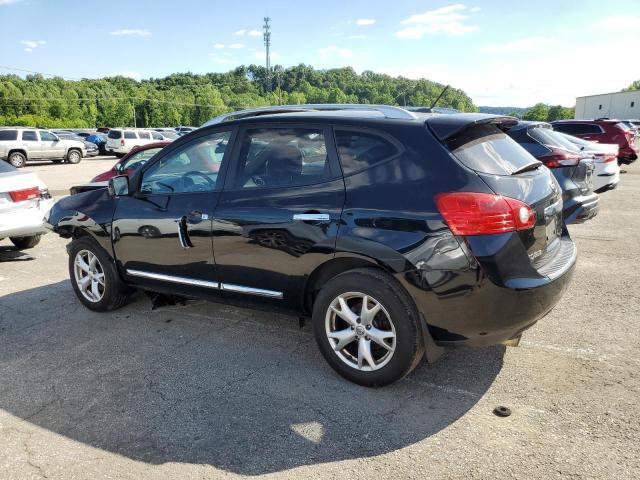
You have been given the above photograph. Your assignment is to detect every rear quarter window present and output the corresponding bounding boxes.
[335,130,399,175]
[0,130,18,141]
[447,124,539,176]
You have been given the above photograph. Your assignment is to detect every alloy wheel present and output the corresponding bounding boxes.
[325,292,396,371]
[73,249,105,302]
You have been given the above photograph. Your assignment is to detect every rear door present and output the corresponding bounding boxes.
[211,124,344,308]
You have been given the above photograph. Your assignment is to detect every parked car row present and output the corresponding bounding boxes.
[1,104,634,387]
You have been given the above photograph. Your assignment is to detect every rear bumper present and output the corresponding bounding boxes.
[0,198,55,238]
[563,191,599,224]
[400,235,576,348]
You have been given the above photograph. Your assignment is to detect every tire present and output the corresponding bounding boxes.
[8,151,27,168]
[10,235,41,249]
[68,236,129,312]
[66,149,82,164]
[312,268,424,387]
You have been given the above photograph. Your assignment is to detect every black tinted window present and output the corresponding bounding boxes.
[22,130,37,141]
[235,128,329,188]
[554,123,602,135]
[335,130,398,175]
[108,130,122,139]
[124,131,137,139]
[448,124,539,176]
[518,141,551,157]
[0,130,18,141]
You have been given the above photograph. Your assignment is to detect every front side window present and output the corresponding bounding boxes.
[151,132,163,140]
[39,131,57,142]
[335,130,398,175]
[138,131,151,139]
[124,131,137,139]
[22,130,37,141]
[140,131,231,194]
[234,128,329,189]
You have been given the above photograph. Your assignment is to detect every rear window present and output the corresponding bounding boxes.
[108,130,122,139]
[0,130,18,141]
[448,124,540,176]
[553,123,602,135]
[528,127,581,153]
[124,131,137,139]
[335,130,398,175]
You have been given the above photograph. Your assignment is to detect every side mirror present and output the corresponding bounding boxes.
[52,136,60,142]
[108,175,129,197]
[115,163,124,173]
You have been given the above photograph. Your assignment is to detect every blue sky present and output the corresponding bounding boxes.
[1,0,639,107]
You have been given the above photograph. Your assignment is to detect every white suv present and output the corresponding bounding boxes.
[105,129,158,157]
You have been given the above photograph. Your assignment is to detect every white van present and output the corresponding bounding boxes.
[105,129,158,157]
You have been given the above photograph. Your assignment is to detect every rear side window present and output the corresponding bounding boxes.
[108,130,122,139]
[335,130,398,175]
[22,130,38,141]
[0,130,18,141]
[447,124,539,176]
[138,131,151,139]
[234,128,330,189]
[124,131,137,139]
[554,123,602,135]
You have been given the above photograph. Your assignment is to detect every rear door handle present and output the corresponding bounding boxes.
[292,213,330,222]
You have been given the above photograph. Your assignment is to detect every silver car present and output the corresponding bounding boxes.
[0,127,86,168]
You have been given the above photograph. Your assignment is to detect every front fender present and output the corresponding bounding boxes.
[45,188,116,255]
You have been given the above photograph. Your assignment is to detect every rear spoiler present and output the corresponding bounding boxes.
[425,113,518,141]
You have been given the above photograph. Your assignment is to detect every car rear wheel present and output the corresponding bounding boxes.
[8,152,26,168]
[312,268,424,387]
[66,149,82,164]
[68,237,128,312]
[10,235,41,249]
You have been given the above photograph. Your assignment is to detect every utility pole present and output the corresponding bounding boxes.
[263,16,271,92]
[132,99,137,128]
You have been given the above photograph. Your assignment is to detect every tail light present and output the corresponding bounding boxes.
[539,148,581,168]
[603,154,617,163]
[120,138,125,146]
[435,192,536,236]
[9,187,40,202]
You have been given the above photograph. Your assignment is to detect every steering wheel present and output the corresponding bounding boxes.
[179,171,216,192]
[251,175,266,187]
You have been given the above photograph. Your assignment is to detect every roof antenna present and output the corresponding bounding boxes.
[430,85,450,110]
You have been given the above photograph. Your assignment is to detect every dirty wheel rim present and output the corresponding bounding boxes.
[325,292,396,371]
[74,249,105,302]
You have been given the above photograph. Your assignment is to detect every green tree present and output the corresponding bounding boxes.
[523,103,551,121]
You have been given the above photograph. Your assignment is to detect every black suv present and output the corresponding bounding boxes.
[46,105,576,386]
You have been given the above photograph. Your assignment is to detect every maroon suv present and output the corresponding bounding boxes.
[551,119,638,165]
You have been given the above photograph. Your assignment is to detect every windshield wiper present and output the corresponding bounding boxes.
[512,161,543,175]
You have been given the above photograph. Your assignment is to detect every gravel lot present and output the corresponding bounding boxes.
[1,160,639,479]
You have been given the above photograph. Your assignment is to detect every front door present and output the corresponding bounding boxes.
[39,130,65,159]
[112,128,234,297]
[212,125,344,308]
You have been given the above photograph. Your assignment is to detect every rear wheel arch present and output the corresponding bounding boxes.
[8,148,27,159]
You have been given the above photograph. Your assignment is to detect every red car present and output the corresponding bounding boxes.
[91,142,170,182]
[551,119,638,165]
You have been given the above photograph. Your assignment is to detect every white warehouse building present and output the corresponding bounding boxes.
[575,90,640,120]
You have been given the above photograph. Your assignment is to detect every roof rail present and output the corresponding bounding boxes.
[202,104,418,126]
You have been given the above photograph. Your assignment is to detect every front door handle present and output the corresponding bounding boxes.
[292,213,330,223]
[186,210,208,224]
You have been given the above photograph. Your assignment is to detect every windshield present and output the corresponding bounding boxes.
[447,124,540,176]
[529,127,581,153]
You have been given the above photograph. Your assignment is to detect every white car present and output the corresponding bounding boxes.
[105,129,157,157]
[557,132,620,193]
[0,161,54,249]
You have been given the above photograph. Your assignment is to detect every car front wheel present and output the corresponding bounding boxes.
[66,149,82,164]
[312,268,424,387]
[68,237,128,311]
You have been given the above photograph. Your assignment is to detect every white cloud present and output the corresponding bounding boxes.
[248,29,262,36]
[355,18,376,26]
[21,40,45,52]
[318,45,354,60]
[599,15,640,30]
[229,43,244,49]
[213,43,224,49]
[396,4,479,38]
[0,0,23,5]
[480,36,554,53]
[234,29,246,35]
[348,35,366,40]
[110,71,142,80]
[470,6,481,12]
[110,29,150,37]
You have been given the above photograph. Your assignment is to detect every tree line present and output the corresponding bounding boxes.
[0,64,476,128]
